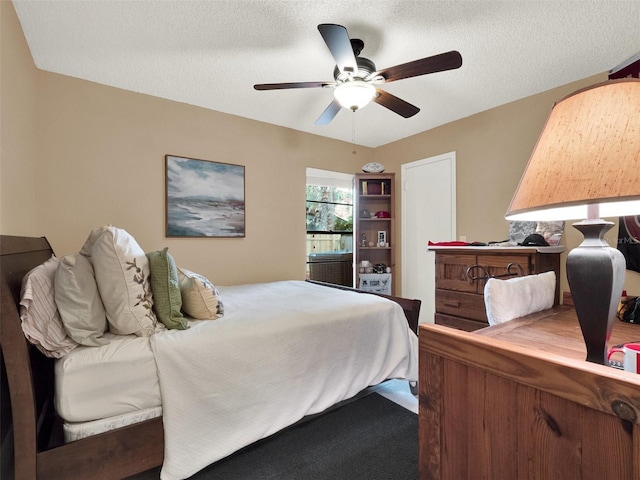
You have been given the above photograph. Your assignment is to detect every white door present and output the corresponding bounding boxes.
[401,152,456,324]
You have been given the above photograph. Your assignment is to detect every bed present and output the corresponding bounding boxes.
[0,234,420,480]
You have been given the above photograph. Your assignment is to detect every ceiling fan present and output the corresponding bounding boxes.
[254,23,462,125]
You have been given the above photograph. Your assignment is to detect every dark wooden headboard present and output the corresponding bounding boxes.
[0,236,58,460]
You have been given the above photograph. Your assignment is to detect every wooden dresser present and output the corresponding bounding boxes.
[429,246,564,331]
[418,306,640,480]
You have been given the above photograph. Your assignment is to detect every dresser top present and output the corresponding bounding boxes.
[428,245,566,254]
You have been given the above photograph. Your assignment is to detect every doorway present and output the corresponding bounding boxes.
[401,152,456,324]
[305,168,354,287]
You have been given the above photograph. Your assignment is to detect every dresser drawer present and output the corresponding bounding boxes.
[436,289,488,322]
[479,253,530,277]
[435,254,476,292]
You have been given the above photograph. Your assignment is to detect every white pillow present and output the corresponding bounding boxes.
[79,225,109,259]
[484,271,556,325]
[20,256,78,358]
[91,226,157,336]
[55,253,109,346]
[177,267,224,320]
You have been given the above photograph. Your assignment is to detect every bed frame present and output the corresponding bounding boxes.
[305,279,420,334]
[1,235,420,479]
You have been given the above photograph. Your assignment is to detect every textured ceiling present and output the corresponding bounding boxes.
[12,0,640,148]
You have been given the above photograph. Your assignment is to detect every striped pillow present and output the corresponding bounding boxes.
[20,255,78,358]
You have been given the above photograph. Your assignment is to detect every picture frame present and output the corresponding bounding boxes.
[377,230,387,247]
[165,154,245,238]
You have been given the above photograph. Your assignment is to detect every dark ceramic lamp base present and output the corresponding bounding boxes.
[567,220,627,364]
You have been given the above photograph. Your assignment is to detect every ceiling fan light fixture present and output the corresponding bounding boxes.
[334,81,376,111]
[255,24,462,124]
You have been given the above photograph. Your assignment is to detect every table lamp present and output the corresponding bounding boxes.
[506,79,640,364]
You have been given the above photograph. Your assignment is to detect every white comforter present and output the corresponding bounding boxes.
[151,280,418,480]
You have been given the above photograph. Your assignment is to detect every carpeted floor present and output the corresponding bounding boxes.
[129,391,417,480]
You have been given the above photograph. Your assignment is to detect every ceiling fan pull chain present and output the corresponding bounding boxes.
[352,111,357,155]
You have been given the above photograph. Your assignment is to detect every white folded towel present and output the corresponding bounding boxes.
[484,271,556,325]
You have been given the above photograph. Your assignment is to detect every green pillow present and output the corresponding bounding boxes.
[146,248,188,330]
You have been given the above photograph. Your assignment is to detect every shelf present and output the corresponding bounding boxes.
[358,247,391,250]
[359,217,392,221]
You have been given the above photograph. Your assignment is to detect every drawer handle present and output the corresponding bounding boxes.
[465,262,524,281]
[444,300,460,308]
[465,265,490,281]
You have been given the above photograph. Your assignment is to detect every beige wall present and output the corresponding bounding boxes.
[2,1,639,294]
[1,2,371,286]
[32,73,371,285]
[1,0,39,235]
[376,77,640,296]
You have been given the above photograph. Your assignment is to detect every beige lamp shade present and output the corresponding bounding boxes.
[506,79,640,221]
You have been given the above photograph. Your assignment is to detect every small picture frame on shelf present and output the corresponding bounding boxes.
[377,230,387,247]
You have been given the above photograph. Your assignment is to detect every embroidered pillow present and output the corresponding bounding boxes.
[55,253,109,346]
[20,256,78,358]
[146,248,188,330]
[177,267,224,320]
[91,227,157,336]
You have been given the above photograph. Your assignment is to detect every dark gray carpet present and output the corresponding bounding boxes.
[131,392,418,480]
[191,392,417,480]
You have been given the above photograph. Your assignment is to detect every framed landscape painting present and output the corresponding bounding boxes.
[166,155,245,237]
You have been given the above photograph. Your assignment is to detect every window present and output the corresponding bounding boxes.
[306,168,354,287]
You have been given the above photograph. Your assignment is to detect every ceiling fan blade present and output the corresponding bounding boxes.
[374,50,462,83]
[315,99,342,125]
[374,89,420,118]
[318,24,358,75]
[254,81,332,91]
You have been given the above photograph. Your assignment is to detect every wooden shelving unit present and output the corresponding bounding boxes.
[354,173,395,295]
